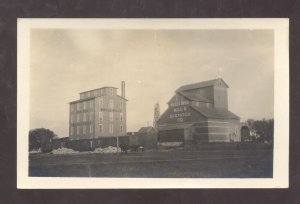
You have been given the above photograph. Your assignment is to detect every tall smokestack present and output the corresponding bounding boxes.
[121,81,125,98]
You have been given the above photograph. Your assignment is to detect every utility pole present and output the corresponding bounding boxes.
[117,135,119,154]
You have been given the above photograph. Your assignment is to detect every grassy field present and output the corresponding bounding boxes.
[29,146,273,178]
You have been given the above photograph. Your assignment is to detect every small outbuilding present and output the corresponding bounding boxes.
[137,127,158,149]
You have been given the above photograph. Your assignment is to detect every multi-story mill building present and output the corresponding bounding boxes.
[69,81,127,140]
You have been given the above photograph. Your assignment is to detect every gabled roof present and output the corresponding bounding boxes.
[116,95,128,101]
[69,94,127,104]
[80,86,118,94]
[176,78,229,92]
[69,97,95,104]
[178,91,212,103]
[191,106,239,119]
[138,126,157,134]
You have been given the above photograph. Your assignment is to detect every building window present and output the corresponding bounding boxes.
[120,113,123,121]
[100,89,104,95]
[109,112,113,121]
[83,101,86,109]
[83,125,86,135]
[120,101,123,110]
[99,112,103,121]
[99,99,103,109]
[71,104,74,112]
[109,124,113,133]
[77,113,80,123]
[71,127,74,135]
[90,100,94,109]
[77,126,80,134]
[99,124,103,133]
[77,103,81,111]
[87,92,90,98]
[90,124,93,133]
[120,125,123,133]
[90,112,94,121]
[109,99,114,109]
[83,112,86,122]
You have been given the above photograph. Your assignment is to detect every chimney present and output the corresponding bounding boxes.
[121,81,125,98]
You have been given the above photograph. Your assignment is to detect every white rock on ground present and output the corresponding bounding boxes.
[159,142,183,147]
[29,149,41,154]
[93,146,122,153]
[52,147,79,154]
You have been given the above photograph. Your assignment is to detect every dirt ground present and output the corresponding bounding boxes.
[29,147,273,178]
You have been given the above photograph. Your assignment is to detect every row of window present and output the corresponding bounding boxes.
[70,112,94,123]
[194,101,212,108]
[71,100,94,112]
[71,99,124,112]
[70,124,124,135]
[71,124,94,135]
[99,112,124,122]
[71,112,124,123]
[100,99,124,110]
[98,124,123,133]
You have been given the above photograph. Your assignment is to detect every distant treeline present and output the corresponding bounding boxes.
[245,118,274,143]
[29,128,57,151]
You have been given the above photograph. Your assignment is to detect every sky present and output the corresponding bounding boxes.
[30,29,274,137]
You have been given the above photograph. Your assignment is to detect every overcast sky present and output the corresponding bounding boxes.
[30,29,274,137]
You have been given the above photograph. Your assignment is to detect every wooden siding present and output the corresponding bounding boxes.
[158,129,184,142]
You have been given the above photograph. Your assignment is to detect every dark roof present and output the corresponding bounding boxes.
[53,137,69,141]
[138,126,157,134]
[191,106,239,119]
[116,95,128,101]
[69,94,127,104]
[178,91,212,103]
[69,97,95,104]
[176,78,229,92]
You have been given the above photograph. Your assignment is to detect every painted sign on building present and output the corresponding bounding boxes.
[169,101,192,123]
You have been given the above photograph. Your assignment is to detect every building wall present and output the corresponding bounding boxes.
[207,119,230,142]
[70,88,126,140]
[168,93,190,108]
[228,119,241,142]
[185,86,214,102]
[157,104,206,126]
[191,101,213,108]
[213,86,228,109]
[94,95,126,138]
[69,98,95,140]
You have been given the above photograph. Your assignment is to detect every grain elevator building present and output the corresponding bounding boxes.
[156,78,241,145]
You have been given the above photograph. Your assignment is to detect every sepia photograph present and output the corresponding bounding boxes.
[17,19,289,188]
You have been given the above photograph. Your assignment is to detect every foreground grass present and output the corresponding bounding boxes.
[29,147,273,178]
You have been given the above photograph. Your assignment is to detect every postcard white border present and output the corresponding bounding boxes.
[17,18,289,189]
